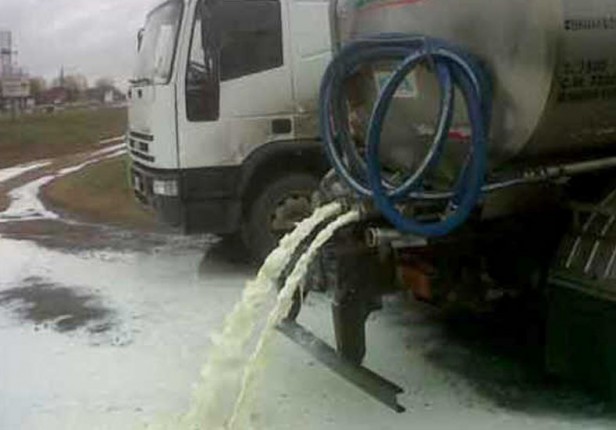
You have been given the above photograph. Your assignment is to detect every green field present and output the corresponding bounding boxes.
[0,107,127,167]
[44,156,157,230]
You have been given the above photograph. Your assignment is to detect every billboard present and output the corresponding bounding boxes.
[1,77,30,98]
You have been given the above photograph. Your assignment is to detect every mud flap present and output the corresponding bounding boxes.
[332,290,369,365]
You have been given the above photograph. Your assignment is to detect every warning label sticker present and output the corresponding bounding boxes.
[374,70,418,99]
[558,58,616,103]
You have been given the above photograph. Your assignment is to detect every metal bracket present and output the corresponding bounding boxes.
[278,320,406,413]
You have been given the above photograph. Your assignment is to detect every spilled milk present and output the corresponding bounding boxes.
[146,202,359,430]
[228,209,360,429]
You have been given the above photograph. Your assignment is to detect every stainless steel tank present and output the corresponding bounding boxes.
[334,0,616,168]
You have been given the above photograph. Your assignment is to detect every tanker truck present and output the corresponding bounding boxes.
[128,0,331,261]
[279,0,616,411]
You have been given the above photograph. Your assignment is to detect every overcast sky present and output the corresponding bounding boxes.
[0,0,161,89]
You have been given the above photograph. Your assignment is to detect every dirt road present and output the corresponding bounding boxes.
[0,150,613,429]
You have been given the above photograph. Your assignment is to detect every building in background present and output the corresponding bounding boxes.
[85,86,126,105]
[1,30,125,114]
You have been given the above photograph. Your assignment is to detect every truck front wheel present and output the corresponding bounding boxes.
[243,173,319,263]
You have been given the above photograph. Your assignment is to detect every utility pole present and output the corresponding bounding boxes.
[0,30,19,117]
[0,30,13,77]
[0,31,29,118]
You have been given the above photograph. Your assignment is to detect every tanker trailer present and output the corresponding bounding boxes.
[281,0,616,409]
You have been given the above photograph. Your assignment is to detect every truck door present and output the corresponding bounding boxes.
[176,0,294,170]
[288,0,332,114]
[129,0,184,170]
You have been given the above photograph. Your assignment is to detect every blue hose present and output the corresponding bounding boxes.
[319,35,492,237]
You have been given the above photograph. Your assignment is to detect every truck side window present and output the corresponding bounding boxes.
[219,0,283,81]
[185,0,220,122]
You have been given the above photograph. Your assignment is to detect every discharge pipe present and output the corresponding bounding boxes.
[365,227,427,248]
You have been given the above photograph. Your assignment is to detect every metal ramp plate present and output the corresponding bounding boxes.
[278,320,405,413]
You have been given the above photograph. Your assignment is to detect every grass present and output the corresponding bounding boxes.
[0,107,127,167]
[44,156,157,230]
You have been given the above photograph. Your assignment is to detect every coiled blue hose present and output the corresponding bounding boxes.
[319,35,492,237]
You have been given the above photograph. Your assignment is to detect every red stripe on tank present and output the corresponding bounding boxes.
[448,129,471,142]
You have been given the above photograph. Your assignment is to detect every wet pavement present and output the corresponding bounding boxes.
[0,155,615,429]
[0,276,114,334]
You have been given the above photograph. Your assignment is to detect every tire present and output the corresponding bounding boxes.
[242,172,320,264]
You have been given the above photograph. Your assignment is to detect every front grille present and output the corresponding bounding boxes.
[128,130,154,162]
[131,150,155,163]
[129,130,154,142]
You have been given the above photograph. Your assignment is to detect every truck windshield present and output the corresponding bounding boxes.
[134,0,183,85]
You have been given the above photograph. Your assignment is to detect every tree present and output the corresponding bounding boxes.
[50,74,88,102]
[94,77,115,91]
[28,77,47,97]
[63,74,88,92]
[51,74,87,90]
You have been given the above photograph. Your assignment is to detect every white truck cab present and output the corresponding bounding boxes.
[128,0,331,259]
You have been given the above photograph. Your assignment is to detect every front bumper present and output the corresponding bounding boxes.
[130,161,242,234]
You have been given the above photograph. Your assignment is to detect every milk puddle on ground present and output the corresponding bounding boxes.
[147,203,360,430]
[0,160,51,184]
[0,148,127,222]
[228,210,360,429]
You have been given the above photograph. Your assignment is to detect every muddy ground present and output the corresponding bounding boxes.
[0,149,615,429]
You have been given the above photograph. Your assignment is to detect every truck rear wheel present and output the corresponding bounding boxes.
[243,173,319,263]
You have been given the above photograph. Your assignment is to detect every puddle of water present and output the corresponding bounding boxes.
[0,276,114,334]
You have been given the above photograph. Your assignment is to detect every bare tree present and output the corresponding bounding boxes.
[28,77,47,98]
[64,74,88,92]
[50,74,88,101]
[94,77,115,90]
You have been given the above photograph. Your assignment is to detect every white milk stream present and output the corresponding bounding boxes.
[147,202,360,430]
[228,210,360,430]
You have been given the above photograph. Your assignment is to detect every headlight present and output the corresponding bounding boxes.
[153,179,179,197]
